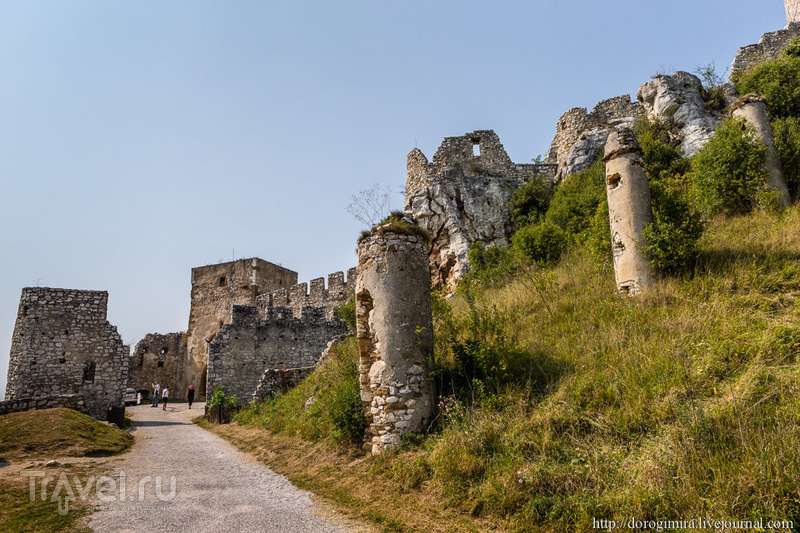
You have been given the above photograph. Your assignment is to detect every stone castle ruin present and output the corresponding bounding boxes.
[405,130,556,289]
[603,129,655,295]
[546,95,642,182]
[3,288,129,422]
[185,258,298,396]
[206,305,348,403]
[357,220,435,454]
[128,332,187,400]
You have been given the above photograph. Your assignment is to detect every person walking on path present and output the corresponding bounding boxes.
[152,383,160,408]
[162,386,170,411]
[186,385,195,409]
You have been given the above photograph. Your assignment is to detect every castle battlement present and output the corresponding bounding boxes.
[256,268,356,319]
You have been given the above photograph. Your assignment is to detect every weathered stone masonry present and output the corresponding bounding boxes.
[4,288,129,421]
[256,268,357,320]
[185,258,298,396]
[730,23,800,77]
[357,223,435,454]
[206,305,348,403]
[405,130,555,290]
[128,332,187,400]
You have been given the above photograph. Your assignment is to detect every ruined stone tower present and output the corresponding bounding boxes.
[356,218,435,454]
[405,130,555,290]
[5,288,129,421]
[185,258,297,396]
[602,129,655,295]
[787,0,799,24]
[128,332,187,400]
[731,95,791,206]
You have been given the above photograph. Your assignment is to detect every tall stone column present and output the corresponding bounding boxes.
[787,0,799,25]
[602,128,655,295]
[731,95,791,206]
[356,217,434,455]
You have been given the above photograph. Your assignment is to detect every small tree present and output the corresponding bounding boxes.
[346,183,394,228]
[690,118,768,216]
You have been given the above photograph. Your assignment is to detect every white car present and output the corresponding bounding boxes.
[124,388,138,406]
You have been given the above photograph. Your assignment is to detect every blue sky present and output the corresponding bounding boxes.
[0,1,788,396]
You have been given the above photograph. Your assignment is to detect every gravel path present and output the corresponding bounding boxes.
[88,403,351,533]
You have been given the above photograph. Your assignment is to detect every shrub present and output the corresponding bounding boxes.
[545,160,607,241]
[508,178,553,229]
[772,116,800,198]
[690,118,768,216]
[643,183,705,273]
[512,222,567,264]
[734,40,800,119]
[334,298,356,331]
[467,242,520,284]
[207,386,238,409]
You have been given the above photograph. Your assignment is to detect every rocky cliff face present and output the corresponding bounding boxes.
[636,71,723,157]
[404,131,555,289]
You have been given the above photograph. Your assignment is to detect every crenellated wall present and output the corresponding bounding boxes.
[206,305,348,403]
[256,268,357,319]
[730,23,800,76]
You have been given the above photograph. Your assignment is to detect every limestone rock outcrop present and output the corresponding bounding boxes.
[788,0,800,25]
[636,71,722,157]
[546,95,642,182]
[405,130,555,290]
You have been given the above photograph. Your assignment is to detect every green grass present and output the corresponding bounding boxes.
[0,408,133,461]
[238,208,800,532]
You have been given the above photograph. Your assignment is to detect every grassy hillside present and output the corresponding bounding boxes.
[0,407,133,462]
[230,208,800,532]
[0,408,133,533]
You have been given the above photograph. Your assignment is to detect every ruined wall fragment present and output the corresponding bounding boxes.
[356,219,434,454]
[603,129,655,295]
[731,95,791,206]
[5,288,129,421]
[206,306,347,403]
[546,95,642,182]
[730,23,800,77]
[405,130,555,290]
[128,332,187,400]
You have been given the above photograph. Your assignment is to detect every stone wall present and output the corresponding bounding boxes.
[185,258,297,397]
[0,394,86,417]
[546,95,642,182]
[405,130,555,290]
[256,268,357,319]
[730,23,800,77]
[128,332,187,400]
[206,305,348,403]
[251,366,316,402]
[5,288,129,421]
[357,222,435,454]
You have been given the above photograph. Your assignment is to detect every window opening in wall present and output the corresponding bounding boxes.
[139,354,144,367]
[160,347,168,354]
[59,358,66,364]
[157,361,164,368]
[22,306,28,317]
[83,361,96,382]
[472,141,481,157]
[30,359,37,366]
[64,329,69,335]
[219,276,226,287]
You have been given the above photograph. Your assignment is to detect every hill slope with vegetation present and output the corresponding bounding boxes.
[221,41,800,532]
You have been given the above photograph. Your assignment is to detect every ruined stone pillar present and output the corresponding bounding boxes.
[731,95,791,206]
[356,217,434,455]
[787,0,799,25]
[602,128,655,295]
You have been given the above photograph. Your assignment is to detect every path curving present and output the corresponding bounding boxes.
[88,403,351,533]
